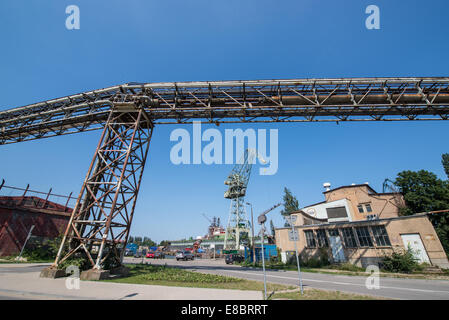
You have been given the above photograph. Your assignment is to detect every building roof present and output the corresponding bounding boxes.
[287,210,328,222]
[323,184,378,195]
[301,200,327,208]
[0,196,72,216]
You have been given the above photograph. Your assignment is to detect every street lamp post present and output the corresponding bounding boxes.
[286,215,304,295]
[258,213,268,300]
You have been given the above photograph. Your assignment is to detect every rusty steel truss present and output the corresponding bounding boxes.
[53,105,153,269]
[1,77,449,145]
[1,77,449,270]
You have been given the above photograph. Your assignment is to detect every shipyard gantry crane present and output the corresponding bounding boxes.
[1,77,449,277]
[223,149,255,251]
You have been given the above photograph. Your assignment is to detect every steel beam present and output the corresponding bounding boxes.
[1,77,448,144]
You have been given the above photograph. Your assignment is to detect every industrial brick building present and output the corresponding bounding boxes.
[0,195,71,257]
[275,183,449,269]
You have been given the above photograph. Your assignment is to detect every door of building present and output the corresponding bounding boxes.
[328,230,346,263]
[401,234,430,264]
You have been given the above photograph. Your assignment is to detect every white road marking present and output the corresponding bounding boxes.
[218,269,449,295]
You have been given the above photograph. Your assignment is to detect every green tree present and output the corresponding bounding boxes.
[442,153,449,180]
[143,237,156,247]
[394,170,449,256]
[280,187,300,227]
[394,170,449,215]
[134,236,143,245]
[280,187,300,216]
[159,240,171,247]
[269,219,276,238]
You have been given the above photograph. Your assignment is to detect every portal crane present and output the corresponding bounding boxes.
[224,149,256,251]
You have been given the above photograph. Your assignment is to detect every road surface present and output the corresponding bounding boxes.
[0,262,261,300]
[124,257,449,300]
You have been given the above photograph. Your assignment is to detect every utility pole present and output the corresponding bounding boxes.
[246,202,256,265]
[256,203,281,300]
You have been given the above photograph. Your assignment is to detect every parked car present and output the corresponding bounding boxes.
[124,249,134,257]
[146,252,155,258]
[225,254,244,264]
[154,251,165,259]
[176,251,194,261]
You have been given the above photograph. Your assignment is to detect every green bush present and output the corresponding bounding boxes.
[381,248,421,273]
[23,235,63,261]
[300,249,331,268]
[58,257,91,271]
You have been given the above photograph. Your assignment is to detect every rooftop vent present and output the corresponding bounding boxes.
[323,182,331,192]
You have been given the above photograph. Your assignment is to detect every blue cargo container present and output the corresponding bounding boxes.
[244,245,277,262]
[126,243,138,254]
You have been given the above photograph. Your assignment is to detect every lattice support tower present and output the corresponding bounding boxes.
[53,104,153,270]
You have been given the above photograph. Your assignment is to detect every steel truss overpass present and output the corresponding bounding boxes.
[1,77,448,274]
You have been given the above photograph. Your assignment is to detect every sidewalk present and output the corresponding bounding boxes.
[0,263,262,300]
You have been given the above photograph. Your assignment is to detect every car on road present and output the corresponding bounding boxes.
[154,251,165,259]
[146,252,155,258]
[225,254,244,264]
[124,249,135,257]
[176,251,194,261]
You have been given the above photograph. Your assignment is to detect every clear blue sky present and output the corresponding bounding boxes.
[1,0,448,242]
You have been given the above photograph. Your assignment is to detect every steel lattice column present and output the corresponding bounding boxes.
[224,196,251,251]
[53,104,153,270]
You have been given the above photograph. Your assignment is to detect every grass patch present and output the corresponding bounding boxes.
[272,289,385,300]
[236,260,449,280]
[104,264,293,292]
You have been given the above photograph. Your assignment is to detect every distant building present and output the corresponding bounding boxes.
[275,183,449,269]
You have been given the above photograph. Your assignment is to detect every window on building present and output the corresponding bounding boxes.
[371,225,391,246]
[326,206,348,219]
[328,229,339,237]
[341,227,357,248]
[304,230,316,248]
[355,226,373,247]
[316,229,329,247]
[358,203,373,214]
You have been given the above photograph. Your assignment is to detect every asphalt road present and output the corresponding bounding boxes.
[0,262,261,300]
[124,257,449,300]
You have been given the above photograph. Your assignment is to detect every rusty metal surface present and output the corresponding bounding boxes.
[0,201,71,257]
[0,77,449,144]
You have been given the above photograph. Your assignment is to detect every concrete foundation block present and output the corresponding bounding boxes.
[40,267,66,279]
[80,269,110,281]
[110,266,130,277]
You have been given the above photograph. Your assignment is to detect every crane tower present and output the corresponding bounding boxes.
[223,149,255,251]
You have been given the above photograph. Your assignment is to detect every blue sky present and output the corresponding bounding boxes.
[1,0,448,242]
